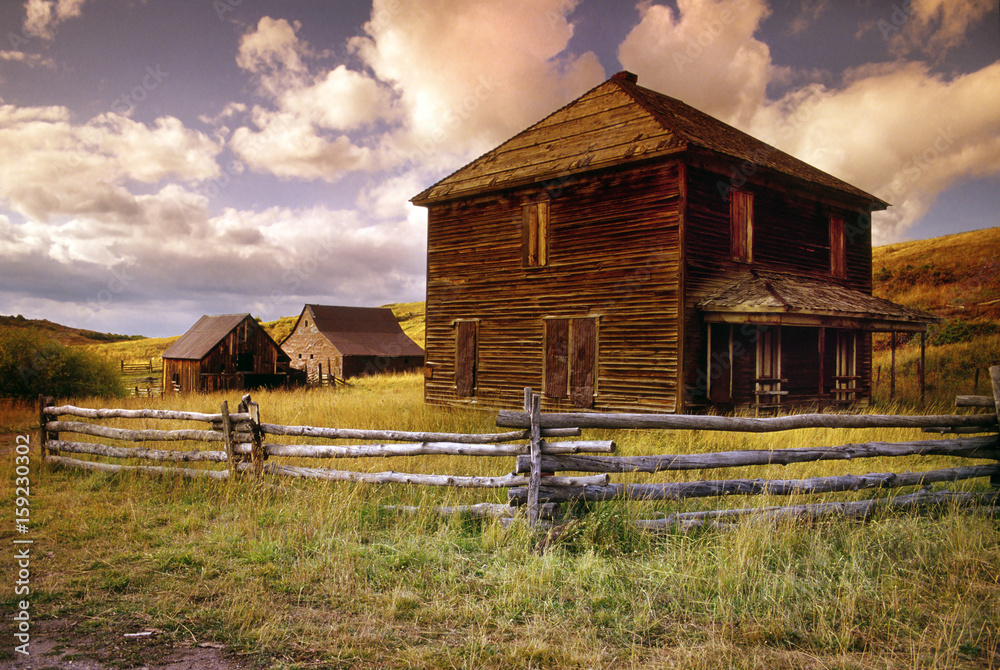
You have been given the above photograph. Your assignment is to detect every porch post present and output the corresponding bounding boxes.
[817,327,825,413]
[920,331,926,407]
[890,331,896,401]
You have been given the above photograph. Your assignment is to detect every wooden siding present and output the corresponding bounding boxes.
[424,161,682,412]
[163,316,283,393]
[682,164,878,408]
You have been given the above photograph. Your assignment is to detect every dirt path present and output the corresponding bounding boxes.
[2,619,253,670]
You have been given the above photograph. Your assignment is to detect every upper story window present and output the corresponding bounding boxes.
[522,201,549,267]
[829,214,847,278]
[730,190,753,263]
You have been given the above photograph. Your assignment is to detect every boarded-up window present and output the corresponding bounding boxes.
[829,214,846,278]
[544,317,597,407]
[543,319,568,399]
[455,320,478,397]
[730,190,753,263]
[569,318,597,408]
[523,201,549,267]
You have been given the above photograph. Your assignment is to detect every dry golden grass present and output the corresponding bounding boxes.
[873,226,1000,321]
[2,372,999,669]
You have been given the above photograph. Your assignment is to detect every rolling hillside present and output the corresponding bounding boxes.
[9,228,996,367]
[873,226,1000,323]
[0,314,143,346]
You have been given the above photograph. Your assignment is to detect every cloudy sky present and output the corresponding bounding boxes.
[0,0,997,337]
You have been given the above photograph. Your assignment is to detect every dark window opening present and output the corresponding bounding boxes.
[236,353,254,372]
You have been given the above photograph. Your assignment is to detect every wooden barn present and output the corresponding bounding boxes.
[280,305,424,384]
[162,313,292,393]
[412,71,935,413]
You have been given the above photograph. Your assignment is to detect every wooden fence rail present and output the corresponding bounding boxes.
[36,367,1000,532]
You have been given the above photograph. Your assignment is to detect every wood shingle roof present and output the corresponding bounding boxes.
[411,71,886,208]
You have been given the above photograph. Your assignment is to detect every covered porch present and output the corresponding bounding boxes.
[696,271,937,411]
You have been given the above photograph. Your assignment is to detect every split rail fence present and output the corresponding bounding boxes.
[38,367,1000,531]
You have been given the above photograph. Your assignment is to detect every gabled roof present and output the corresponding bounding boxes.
[697,270,938,331]
[162,313,252,361]
[286,305,424,357]
[412,71,885,208]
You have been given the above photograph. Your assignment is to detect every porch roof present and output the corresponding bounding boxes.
[697,271,938,332]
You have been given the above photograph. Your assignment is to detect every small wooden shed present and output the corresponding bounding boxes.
[280,305,424,384]
[162,313,291,393]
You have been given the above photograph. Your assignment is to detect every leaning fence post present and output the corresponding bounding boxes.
[247,397,264,477]
[525,388,542,528]
[990,366,1000,487]
[221,400,234,480]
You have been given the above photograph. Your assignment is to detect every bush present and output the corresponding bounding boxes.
[0,329,126,399]
[928,319,1000,346]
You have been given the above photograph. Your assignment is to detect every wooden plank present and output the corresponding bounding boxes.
[515,435,999,473]
[46,421,229,443]
[527,389,543,527]
[237,439,614,459]
[249,462,607,489]
[46,405,249,423]
[221,400,234,479]
[455,320,477,397]
[45,454,228,480]
[570,318,597,408]
[509,464,1000,504]
[544,319,568,399]
[957,395,995,408]
[497,409,998,432]
[48,440,227,462]
[638,489,1000,532]
[258,423,535,444]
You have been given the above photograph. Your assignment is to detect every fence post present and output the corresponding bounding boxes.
[990,366,1000,487]
[221,400,234,480]
[37,395,55,461]
[245,395,264,477]
[525,388,542,528]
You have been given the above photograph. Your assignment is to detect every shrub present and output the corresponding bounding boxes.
[928,319,1000,346]
[0,329,126,399]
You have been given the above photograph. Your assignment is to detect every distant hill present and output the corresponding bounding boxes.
[383,301,425,348]
[20,228,997,363]
[0,314,144,346]
[872,227,1000,323]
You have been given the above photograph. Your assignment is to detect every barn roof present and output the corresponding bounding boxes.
[697,271,938,331]
[161,314,253,361]
[411,71,885,208]
[288,305,424,357]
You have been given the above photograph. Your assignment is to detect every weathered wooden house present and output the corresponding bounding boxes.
[280,305,424,384]
[162,313,292,393]
[412,71,934,413]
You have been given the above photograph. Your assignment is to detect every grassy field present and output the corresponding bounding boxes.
[2,372,999,669]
